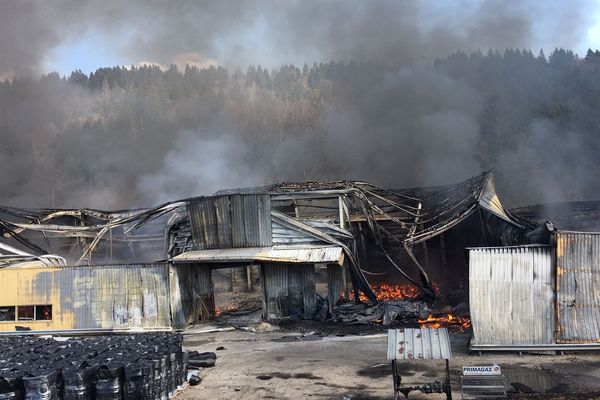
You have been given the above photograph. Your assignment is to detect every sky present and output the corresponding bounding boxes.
[0,0,598,78]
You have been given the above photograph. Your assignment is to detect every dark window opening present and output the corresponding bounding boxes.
[17,306,34,321]
[0,306,16,322]
[35,305,52,321]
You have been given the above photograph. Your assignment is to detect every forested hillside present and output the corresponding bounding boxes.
[2,48,600,208]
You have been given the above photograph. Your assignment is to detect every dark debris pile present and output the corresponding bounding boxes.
[0,333,189,400]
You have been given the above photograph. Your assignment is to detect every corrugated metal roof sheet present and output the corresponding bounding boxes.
[478,174,519,225]
[556,231,600,343]
[256,246,344,264]
[171,245,344,264]
[386,328,452,360]
[468,246,555,346]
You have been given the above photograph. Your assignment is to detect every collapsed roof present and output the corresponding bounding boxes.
[0,202,186,265]
[176,171,525,301]
[0,171,526,301]
[0,241,65,268]
[511,201,600,231]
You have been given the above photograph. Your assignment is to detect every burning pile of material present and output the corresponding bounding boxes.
[359,284,420,301]
[357,282,442,302]
[419,313,472,332]
[215,304,238,316]
[335,281,470,331]
[329,299,430,325]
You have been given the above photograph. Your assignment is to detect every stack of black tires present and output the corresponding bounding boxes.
[0,333,189,400]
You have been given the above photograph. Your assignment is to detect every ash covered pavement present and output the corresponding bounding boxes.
[180,322,600,400]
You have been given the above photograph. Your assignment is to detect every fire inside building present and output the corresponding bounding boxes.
[0,171,599,351]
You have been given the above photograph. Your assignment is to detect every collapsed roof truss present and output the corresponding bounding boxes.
[0,171,523,301]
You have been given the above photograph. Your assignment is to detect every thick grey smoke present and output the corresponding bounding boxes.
[0,0,594,76]
[137,133,264,204]
[0,1,599,209]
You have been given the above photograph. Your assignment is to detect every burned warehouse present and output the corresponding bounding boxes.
[2,170,600,398]
[0,170,599,351]
[6,1,600,397]
[0,172,540,330]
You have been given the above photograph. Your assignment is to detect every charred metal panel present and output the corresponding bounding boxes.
[557,232,600,343]
[72,264,170,330]
[169,263,213,329]
[230,195,247,247]
[0,263,170,331]
[469,246,555,346]
[188,194,272,249]
[167,217,193,258]
[200,198,219,249]
[169,264,185,329]
[169,263,214,328]
[257,195,273,246]
[478,174,517,225]
[255,246,344,264]
[173,247,262,263]
[287,265,304,318]
[263,263,289,319]
[243,195,259,246]
[271,219,323,245]
[327,265,343,313]
[171,245,344,264]
[187,198,208,250]
[262,263,316,320]
[300,265,317,319]
[215,196,233,248]
[387,328,452,360]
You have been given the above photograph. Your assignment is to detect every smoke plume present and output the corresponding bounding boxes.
[0,1,599,209]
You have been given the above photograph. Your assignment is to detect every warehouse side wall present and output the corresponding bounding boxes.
[469,245,556,346]
[0,263,171,331]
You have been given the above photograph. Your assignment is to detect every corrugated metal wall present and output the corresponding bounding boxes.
[262,263,316,320]
[188,194,272,249]
[556,232,600,343]
[327,265,343,312]
[469,246,555,346]
[0,264,170,331]
[169,263,213,329]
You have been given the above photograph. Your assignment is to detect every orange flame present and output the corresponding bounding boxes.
[418,313,471,332]
[344,282,442,302]
[214,304,238,316]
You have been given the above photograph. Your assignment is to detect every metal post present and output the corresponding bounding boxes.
[392,360,402,400]
[246,265,252,292]
[338,196,346,229]
[341,263,349,301]
[445,359,452,400]
[418,224,430,268]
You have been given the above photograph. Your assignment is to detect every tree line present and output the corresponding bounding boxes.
[1,48,600,209]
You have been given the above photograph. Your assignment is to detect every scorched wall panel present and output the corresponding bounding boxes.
[0,264,170,331]
[187,194,272,249]
[469,246,555,346]
[557,231,600,343]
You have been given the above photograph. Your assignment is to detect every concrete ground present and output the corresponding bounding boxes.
[178,321,600,400]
